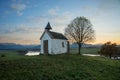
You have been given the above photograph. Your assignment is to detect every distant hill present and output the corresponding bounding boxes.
[0,43,40,51]
[0,43,102,50]
[70,43,102,48]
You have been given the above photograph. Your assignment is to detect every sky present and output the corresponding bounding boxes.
[0,0,120,45]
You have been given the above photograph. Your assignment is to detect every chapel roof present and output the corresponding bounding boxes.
[48,31,67,40]
[40,31,67,40]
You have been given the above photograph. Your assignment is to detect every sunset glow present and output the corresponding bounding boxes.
[0,0,120,45]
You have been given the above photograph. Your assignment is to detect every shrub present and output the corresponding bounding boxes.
[99,42,118,59]
[1,54,6,57]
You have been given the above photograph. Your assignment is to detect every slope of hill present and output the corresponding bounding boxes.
[0,55,119,80]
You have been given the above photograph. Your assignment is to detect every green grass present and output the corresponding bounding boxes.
[0,50,19,57]
[70,48,100,54]
[0,53,120,80]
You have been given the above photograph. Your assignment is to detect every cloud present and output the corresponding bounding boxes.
[82,6,92,11]
[4,11,10,14]
[48,7,59,16]
[28,11,73,33]
[96,0,120,15]
[11,3,26,16]
[28,16,48,25]
[52,12,73,24]
[12,0,16,2]
[0,24,43,34]
[27,9,73,33]
[0,7,74,44]
[0,24,43,44]
[16,25,43,33]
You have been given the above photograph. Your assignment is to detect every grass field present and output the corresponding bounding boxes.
[0,48,100,57]
[70,48,100,54]
[0,50,19,57]
[0,49,120,80]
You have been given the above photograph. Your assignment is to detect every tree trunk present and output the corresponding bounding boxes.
[109,54,112,59]
[78,43,82,55]
[67,41,70,54]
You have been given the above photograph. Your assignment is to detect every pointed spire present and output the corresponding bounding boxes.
[45,22,52,31]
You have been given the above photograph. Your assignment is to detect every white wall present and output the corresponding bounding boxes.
[50,39,67,54]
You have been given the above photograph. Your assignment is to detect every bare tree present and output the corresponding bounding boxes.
[65,16,95,55]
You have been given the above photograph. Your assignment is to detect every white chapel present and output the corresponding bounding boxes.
[40,22,69,54]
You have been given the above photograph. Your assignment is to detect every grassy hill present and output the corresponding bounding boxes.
[0,53,120,80]
[70,48,100,54]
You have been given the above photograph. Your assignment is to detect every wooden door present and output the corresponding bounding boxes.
[43,40,48,54]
